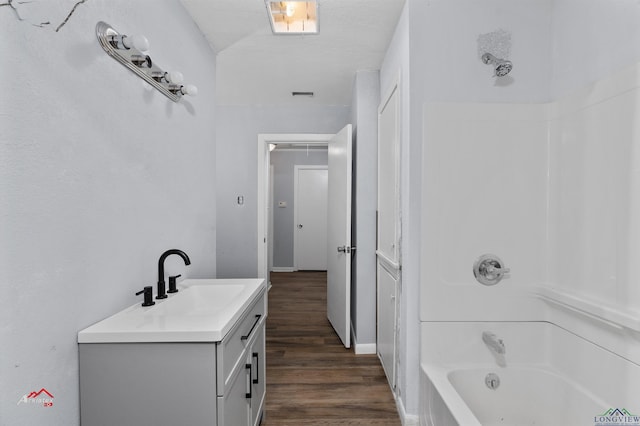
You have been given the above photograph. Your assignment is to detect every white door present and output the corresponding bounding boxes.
[295,167,328,270]
[327,124,352,348]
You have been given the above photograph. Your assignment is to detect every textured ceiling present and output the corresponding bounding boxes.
[180,0,406,106]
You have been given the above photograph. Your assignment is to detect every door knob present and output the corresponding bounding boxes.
[337,246,356,254]
[297,224,303,229]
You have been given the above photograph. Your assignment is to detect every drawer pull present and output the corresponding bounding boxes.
[245,363,252,399]
[241,314,262,341]
[252,352,259,384]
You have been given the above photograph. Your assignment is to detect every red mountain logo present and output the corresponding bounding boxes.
[17,388,54,407]
[27,388,53,398]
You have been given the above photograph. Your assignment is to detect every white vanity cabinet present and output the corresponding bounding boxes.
[216,291,266,426]
[249,326,266,426]
[78,279,266,426]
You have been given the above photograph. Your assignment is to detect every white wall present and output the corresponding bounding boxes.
[380,2,415,416]
[550,0,640,98]
[215,105,349,278]
[412,0,554,104]
[0,1,217,424]
[412,0,640,421]
[349,70,380,348]
[393,0,553,418]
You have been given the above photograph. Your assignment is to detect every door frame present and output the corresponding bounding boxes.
[257,134,332,279]
[293,165,329,271]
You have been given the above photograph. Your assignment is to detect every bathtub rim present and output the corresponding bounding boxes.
[421,361,613,426]
[421,361,481,426]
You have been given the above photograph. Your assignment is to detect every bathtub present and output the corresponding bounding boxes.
[420,322,640,426]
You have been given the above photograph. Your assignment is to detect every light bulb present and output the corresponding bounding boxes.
[180,84,198,96]
[285,2,295,17]
[121,34,149,52]
[166,71,184,84]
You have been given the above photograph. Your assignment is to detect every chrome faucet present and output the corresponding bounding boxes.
[482,331,505,355]
[157,249,191,300]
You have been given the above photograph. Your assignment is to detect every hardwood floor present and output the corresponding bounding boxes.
[263,271,401,426]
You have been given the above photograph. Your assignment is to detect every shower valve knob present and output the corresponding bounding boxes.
[473,254,510,286]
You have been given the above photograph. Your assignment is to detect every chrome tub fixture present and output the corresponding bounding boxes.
[473,254,510,286]
[96,22,198,102]
[481,52,513,77]
[482,331,506,355]
[483,331,507,367]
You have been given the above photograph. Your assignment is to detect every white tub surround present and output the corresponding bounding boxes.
[420,62,640,424]
[420,322,640,426]
[421,61,640,365]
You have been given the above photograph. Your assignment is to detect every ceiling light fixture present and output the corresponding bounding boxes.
[266,1,319,35]
[286,3,295,17]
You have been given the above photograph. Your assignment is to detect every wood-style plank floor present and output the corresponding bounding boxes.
[262,271,401,426]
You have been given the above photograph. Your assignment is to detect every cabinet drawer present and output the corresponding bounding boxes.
[217,355,250,426]
[217,289,266,395]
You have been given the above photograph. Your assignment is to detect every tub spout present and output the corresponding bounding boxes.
[482,331,505,355]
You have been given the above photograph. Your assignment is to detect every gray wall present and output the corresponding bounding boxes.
[271,149,328,269]
[1,1,217,424]
[215,105,349,278]
[349,71,380,347]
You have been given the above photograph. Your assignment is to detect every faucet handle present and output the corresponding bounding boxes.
[135,286,156,307]
[168,274,181,294]
[487,265,510,276]
[473,254,510,286]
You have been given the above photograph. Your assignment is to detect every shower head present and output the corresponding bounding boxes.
[481,53,513,77]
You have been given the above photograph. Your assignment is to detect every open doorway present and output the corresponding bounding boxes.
[269,149,328,272]
[257,133,333,281]
[257,127,354,349]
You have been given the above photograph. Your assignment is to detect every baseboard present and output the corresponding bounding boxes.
[270,267,296,272]
[350,323,377,354]
[355,343,377,354]
[395,395,419,426]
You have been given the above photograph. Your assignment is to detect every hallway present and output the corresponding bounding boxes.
[263,271,401,425]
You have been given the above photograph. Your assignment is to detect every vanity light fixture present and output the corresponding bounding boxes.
[96,22,198,102]
[266,1,319,34]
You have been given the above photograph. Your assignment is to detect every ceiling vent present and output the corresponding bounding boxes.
[292,91,314,97]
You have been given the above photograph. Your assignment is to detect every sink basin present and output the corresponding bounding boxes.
[142,284,246,316]
[78,278,266,343]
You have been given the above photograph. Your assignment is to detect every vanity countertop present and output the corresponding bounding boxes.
[78,278,266,343]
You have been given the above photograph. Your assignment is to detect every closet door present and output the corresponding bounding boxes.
[377,80,401,388]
